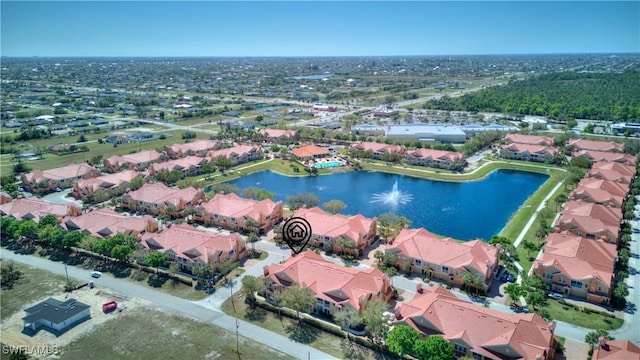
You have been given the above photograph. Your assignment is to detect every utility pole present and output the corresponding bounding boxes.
[64,263,69,283]
[235,319,239,354]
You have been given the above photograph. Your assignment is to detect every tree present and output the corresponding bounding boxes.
[111,244,132,263]
[242,187,275,200]
[527,291,546,310]
[247,232,259,253]
[15,220,38,240]
[38,214,58,228]
[522,240,538,260]
[280,282,316,322]
[146,251,168,275]
[385,324,420,356]
[241,275,263,308]
[255,115,264,123]
[193,263,213,283]
[217,259,237,281]
[322,199,347,215]
[413,336,455,360]
[585,329,614,353]
[504,283,525,301]
[1,260,23,290]
[334,307,362,331]
[62,231,85,249]
[244,218,260,233]
[286,192,320,210]
[462,273,483,295]
[362,298,389,344]
[130,175,145,190]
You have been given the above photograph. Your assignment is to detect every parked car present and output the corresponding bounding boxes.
[91,270,102,278]
[548,292,567,300]
[501,273,515,282]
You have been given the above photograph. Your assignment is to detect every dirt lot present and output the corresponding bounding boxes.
[1,287,147,359]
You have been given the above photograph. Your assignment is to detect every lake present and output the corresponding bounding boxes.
[227,169,548,241]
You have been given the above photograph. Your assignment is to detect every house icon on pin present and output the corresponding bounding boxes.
[288,223,306,241]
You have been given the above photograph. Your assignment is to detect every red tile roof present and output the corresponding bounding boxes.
[75,169,139,193]
[567,139,624,153]
[405,148,465,162]
[62,208,158,238]
[536,232,616,287]
[556,201,622,241]
[593,340,640,360]
[105,150,163,168]
[501,143,559,156]
[207,144,261,160]
[166,140,218,156]
[123,182,203,207]
[389,228,498,277]
[349,141,403,154]
[293,207,375,242]
[0,198,81,222]
[140,223,245,265]
[22,163,97,183]
[591,161,636,177]
[573,150,637,165]
[259,129,297,139]
[397,284,555,360]
[504,134,555,146]
[150,156,207,173]
[198,192,281,222]
[292,144,330,158]
[265,251,391,311]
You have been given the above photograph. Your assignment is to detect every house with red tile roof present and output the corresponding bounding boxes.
[148,156,208,178]
[572,150,637,166]
[533,232,616,304]
[0,198,81,223]
[61,208,158,239]
[1,192,13,205]
[405,148,466,170]
[571,178,629,208]
[386,228,499,292]
[349,142,404,160]
[499,143,559,163]
[593,339,640,360]
[72,169,140,199]
[103,150,164,172]
[395,284,557,360]
[258,128,298,144]
[140,223,247,272]
[263,251,393,315]
[21,163,100,193]
[207,144,262,165]
[292,144,330,160]
[566,139,624,153]
[504,134,556,146]
[166,139,218,159]
[554,200,622,243]
[194,192,283,234]
[121,182,205,216]
[293,207,377,256]
[587,161,636,185]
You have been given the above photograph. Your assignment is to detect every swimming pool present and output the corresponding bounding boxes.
[314,161,342,169]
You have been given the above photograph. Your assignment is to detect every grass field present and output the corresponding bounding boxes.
[222,295,377,360]
[539,300,623,330]
[0,261,67,319]
[60,307,294,360]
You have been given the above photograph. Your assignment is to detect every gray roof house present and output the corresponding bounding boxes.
[22,298,91,336]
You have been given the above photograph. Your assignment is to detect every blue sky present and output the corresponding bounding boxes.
[1,1,638,57]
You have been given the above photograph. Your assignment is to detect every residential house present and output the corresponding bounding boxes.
[404,148,466,170]
[593,339,640,360]
[503,134,555,146]
[139,223,247,272]
[166,139,218,159]
[385,228,499,292]
[263,250,393,315]
[587,161,636,185]
[533,232,616,304]
[61,208,158,239]
[121,182,205,216]
[72,169,140,199]
[395,284,557,360]
[499,143,559,163]
[293,207,377,256]
[194,192,283,234]
[103,150,163,172]
[21,163,100,193]
[555,200,622,243]
[566,139,624,153]
[571,178,629,208]
[258,128,298,144]
[148,156,208,178]
[573,150,637,166]
[207,144,263,165]
[349,142,404,160]
[23,298,91,335]
[0,198,82,223]
[1,192,13,204]
[292,144,330,160]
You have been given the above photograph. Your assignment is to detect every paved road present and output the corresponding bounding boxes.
[0,250,337,360]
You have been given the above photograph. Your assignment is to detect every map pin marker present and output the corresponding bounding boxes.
[282,217,312,255]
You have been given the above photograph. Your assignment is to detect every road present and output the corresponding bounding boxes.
[0,250,337,360]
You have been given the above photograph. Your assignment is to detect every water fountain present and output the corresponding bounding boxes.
[370,180,413,206]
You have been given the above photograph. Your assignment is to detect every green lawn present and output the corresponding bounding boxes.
[0,261,67,319]
[221,295,377,360]
[60,307,294,360]
[539,300,623,330]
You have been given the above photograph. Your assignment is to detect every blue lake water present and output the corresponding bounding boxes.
[228,170,548,241]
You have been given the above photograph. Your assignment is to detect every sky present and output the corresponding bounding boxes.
[1,1,639,57]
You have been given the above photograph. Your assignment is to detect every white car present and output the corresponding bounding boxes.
[548,292,566,299]
[91,271,102,278]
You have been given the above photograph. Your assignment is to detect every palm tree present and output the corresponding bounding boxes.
[247,232,259,254]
